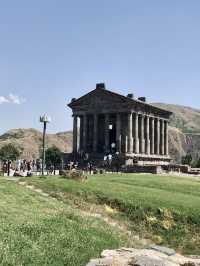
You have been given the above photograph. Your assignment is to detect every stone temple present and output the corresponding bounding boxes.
[68,83,172,166]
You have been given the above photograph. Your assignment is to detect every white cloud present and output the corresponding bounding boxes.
[0,96,9,104]
[8,93,26,104]
[0,93,26,105]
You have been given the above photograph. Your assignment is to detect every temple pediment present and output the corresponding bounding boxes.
[68,85,172,118]
[68,88,134,112]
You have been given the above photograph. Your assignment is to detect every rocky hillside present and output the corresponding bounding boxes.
[0,128,72,160]
[154,103,200,133]
[154,103,200,162]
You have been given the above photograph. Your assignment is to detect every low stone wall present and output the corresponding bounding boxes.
[122,165,163,174]
[86,246,200,266]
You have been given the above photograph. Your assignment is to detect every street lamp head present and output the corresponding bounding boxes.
[40,114,51,123]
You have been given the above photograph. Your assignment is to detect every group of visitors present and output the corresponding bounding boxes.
[68,149,121,174]
[103,152,122,172]
[103,153,113,167]
[2,159,43,176]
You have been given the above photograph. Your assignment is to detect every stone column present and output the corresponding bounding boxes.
[151,117,155,154]
[156,118,160,155]
[79,116,83,151]
[127,113,133,153]
[93,114,98,153]
[134,113,139,153]
[125,136,128,153]
[105,114,110,152]
[141,115,145,153]
[73,115,78,154]
[83,114,87,151]
[116,113,122,153]
[161,119,165,155]
[146,116,150,155]
[165,121,169,156]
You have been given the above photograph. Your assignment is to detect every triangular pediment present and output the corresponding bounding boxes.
[68,88,134,111]
[68,87,172,118]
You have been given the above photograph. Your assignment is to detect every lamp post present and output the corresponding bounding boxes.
[40,114,51,176]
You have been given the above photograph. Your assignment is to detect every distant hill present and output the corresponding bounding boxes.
[0,128,72,160]
[153,103,200,133]
[153,103,200,162]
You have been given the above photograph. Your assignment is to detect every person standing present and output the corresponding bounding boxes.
[8,160,11,176]
[108,154,112,166]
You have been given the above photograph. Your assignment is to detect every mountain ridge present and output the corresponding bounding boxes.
[153,102,200,133]
[0,128,73,160]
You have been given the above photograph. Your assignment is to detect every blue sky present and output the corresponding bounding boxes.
[0,0,200,134]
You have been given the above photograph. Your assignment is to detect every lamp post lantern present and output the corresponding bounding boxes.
[40,114,51,176]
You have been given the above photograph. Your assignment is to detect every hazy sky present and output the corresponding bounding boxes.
[0,0,200,134]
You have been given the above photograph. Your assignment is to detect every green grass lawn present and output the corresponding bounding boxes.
[24,173,200,255]
[0,178,128,266]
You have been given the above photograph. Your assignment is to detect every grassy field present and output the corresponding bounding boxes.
[0,177,129,266]
[0,173,200,266]
[24,173,200,255]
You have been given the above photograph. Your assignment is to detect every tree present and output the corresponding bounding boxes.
[0,144,21,162]
[45,146,62,171]
[181,153,193,166]
[194,158,200,168]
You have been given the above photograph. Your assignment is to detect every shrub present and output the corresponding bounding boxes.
[181,154,192,166]
[61,169,87,182]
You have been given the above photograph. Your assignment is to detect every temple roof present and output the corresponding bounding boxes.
[68,84,173,118]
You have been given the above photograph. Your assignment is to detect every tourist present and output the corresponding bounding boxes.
[2,160,7,174]
[84,152,89,161]
[16,159,21,171]
[32,160,36,171]
[27,161,32,171]
[8,160,12,176]
[103,155,107,167]
[114,152,120,173]
[108,154,112,166]
[36,159,41,171]
[111,142,116,153]
[87,162,93,174]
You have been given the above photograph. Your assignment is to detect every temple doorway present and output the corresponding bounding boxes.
[109,123,116,153]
